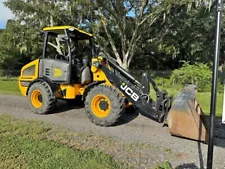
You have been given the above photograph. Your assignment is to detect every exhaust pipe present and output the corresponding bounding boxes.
[167,85,207,142]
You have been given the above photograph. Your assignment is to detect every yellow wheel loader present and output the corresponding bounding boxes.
[18,26,207,142]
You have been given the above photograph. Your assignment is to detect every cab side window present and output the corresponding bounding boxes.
[45,33,69,61]
[45,33,58,59]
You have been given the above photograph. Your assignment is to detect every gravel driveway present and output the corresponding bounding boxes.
[0,94,224,169]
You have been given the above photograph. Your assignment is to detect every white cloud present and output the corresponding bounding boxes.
[0,0,14,21]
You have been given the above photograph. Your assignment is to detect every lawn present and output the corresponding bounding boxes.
[0,79,20,94]
[196,92,223,117]
[0,115,124,169]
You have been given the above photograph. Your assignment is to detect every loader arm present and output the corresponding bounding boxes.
[93,57,171,123]
[93,57,207,142]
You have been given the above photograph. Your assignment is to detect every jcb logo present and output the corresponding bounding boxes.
[53,68,63,77]
[120,83,139,102]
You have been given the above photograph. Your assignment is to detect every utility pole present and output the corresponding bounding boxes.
[207,0,223,168]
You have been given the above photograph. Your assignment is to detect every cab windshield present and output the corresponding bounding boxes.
[45,32,93,62]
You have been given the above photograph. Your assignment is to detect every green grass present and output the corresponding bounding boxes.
[196,92,223,117]
[0,115,124,169]
[154,161,173,169]
[0,79,20,94]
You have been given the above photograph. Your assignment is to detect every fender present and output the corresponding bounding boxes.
[82,81,105,101]
[26,76,59,96]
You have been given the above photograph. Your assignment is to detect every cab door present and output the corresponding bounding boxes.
[39,31,71,83]
[39,58,70,83]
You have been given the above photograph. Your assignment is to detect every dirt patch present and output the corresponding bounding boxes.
[175,153,188,160]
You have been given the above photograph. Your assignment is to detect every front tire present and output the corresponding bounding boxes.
[28,81,57,114]
[85,85,125,126]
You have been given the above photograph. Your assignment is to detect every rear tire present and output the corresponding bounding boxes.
[28,81,57,114]
[85,85,125,126]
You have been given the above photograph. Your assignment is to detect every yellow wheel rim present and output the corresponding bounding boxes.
[91,94,111,118]
[31,90,43,108]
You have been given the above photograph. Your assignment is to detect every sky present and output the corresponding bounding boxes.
[0,0,14,29]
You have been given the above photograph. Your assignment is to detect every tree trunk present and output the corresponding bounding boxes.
[121,61,129,70]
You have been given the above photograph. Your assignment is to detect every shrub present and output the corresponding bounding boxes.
[170,62,213,92]
[154,77,172,88]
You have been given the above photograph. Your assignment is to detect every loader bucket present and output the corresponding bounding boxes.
[167,85,207,142]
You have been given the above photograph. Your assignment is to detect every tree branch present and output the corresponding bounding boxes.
[100,12,122,64]
[47,37,63,55]
[109,0,126,57]
[140,0,149,18]
[128,35,142,66]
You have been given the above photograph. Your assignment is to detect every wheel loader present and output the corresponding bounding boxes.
[18,26,207,142]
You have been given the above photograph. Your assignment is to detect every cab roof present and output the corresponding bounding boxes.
[43,26,93,39]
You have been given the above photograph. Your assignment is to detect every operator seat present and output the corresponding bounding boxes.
[70,44,92,85]
[80,57,92,85]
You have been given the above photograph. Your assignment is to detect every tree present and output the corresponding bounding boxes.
[0,20,31,70]
[82,0,214,69]
[128,0,216,70]
[2,0,214,70]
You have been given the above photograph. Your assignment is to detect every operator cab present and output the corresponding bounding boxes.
[40,26,94,85]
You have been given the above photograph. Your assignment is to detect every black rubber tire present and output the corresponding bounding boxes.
[85,85,125,126]
[28,81,57,114]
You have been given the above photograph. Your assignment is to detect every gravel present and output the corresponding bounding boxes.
[0,94,225,169]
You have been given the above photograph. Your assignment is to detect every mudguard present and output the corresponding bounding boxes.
[26,76,59,97]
